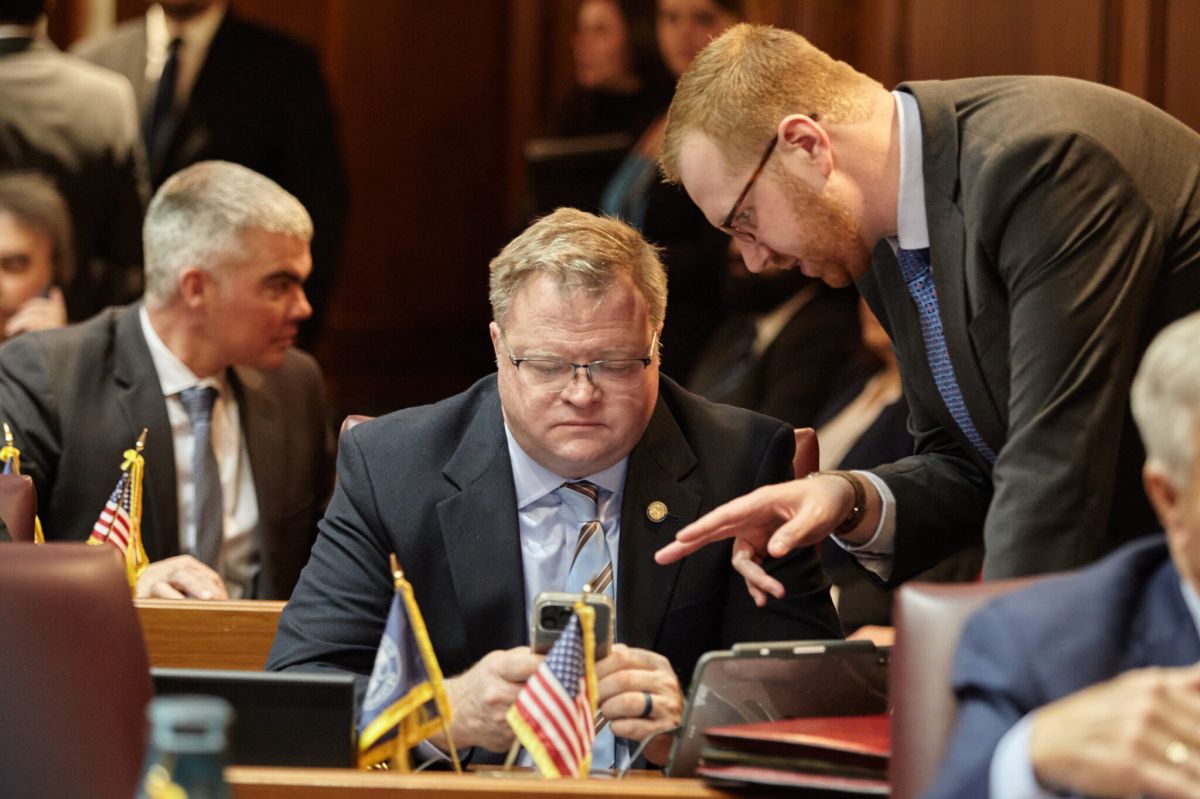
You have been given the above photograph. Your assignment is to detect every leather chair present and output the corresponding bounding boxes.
[889,577,1037,799]
[0,543,153,799]
[0,472,37,542]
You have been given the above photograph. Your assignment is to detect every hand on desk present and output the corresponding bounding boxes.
[655,475,881,605]
[595,644,682,765]
[1028,664,1200,798]
[136,554,229,600]
[433,646,542,753]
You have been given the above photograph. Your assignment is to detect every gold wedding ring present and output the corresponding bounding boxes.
[1166,740,1189,766]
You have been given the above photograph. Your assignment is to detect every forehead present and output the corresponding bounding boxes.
[220,229,311,279]
[505,271,649,338]
[677,130,741,225]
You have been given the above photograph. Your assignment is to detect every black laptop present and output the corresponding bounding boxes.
[151,667,358,767]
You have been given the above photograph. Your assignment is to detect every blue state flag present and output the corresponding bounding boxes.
[357,562,452,769]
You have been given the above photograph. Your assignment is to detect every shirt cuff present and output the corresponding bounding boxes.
[830,470,895,580]
[990,714,1060,799]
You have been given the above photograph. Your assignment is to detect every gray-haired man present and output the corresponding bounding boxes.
[0,160,333,600]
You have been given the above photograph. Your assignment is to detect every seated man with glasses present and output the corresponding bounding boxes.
[268,207,841,770]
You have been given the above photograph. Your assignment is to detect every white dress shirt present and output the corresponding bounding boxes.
[144,1,226,107]
[139,306,260,597]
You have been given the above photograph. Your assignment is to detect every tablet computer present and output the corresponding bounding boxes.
[663,640,889,778]
[151,667,357,767]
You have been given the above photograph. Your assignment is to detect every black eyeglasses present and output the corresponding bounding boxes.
[719,116,818,244]
[500,332,658,394]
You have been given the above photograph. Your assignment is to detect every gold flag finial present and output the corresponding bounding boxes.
[136,427,148,452]
[3,422,12,449]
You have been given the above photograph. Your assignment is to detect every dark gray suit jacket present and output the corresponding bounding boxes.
[0,37,147,320]
[0,305,334,598]
[74,13,348,343]
[267,375,841,747]
[858,76,1200,583]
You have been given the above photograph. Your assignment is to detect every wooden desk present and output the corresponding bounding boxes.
[136,598,284,670]
[227,768,734,799]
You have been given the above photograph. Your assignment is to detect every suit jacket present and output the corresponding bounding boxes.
[74,12,349,343]
[267,375,842,758]
[0,37,146,320]
[0,305,334,598]
[858,76,1200,583]
[925,536,1194,798]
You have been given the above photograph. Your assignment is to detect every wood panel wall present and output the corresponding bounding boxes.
[44,0,1200,418]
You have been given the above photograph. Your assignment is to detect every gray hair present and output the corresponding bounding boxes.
[142,161,312,308]
[488,207,667,329]
[1131,311,1200,487]
[0,170,75,287]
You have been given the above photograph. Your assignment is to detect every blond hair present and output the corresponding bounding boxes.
[489,207,667,329]
[661,24,881,182]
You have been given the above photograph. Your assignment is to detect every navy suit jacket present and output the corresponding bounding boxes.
[267,375,842,759]
[925,536,1197,798]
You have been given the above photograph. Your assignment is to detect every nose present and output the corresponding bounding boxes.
[740,240,773,274]
[560,367,600,405]
[291,287,313,321]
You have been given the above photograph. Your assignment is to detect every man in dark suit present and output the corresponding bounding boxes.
[267,208,840,769]
[927,311,1200,799]
[73,0,348,347]
[0,0,147,321]
[654,24,1200,589]
[0,160,333,599]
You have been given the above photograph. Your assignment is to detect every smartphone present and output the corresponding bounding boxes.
[530,591,614,660]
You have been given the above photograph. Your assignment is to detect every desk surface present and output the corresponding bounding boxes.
[136,598,284,670]
[227,768,733,799]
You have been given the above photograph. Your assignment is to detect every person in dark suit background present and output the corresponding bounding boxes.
[0,0,146,322]
[655,25,1200,592]
[267,208,840,770]
[927,311,1200,799]
[0,160,333,600]
[73,0,349,349]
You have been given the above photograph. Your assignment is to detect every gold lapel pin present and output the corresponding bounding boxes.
[646,501,668,523]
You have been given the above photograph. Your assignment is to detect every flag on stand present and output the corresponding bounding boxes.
[506,602,598,778]
[358,554,457,771]
[1,421,44,543]
[86,431,149,592]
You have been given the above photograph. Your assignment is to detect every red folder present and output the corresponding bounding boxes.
[705,714,891,761]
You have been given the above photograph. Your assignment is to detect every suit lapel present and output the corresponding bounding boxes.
[893,83,1007,457]
[437,387,527,662]
[111,307,177,560]
[617,391,702,650]
[230,365,285,565]
[1132,558,1200,668]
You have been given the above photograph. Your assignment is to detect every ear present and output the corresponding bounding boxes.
[489,321,503,360]
[1143,463,1180,532]
[778,114,833,178]
[177,266,210,311]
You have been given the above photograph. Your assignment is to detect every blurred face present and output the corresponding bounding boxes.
[574,0,637,92]
[491,271,660,479]
[0,211,54,336]
[202,228,312,370]
[656,0,738,77]
[678,130,872,288]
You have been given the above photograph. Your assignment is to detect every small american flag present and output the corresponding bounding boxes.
[506,610,597,777]
[88,471,132,553]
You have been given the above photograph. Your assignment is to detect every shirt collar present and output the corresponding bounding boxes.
[1180,573,1200,640]
[139,305,224,397]
[503,422,628,509]
[146,2,225,62]
[893,90,930,251]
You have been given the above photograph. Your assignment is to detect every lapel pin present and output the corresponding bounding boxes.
[646,501,668,523]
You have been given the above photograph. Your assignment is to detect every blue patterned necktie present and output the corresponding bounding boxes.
[180,385,224,567]
[558,480,617,770]
[897,248,997,464]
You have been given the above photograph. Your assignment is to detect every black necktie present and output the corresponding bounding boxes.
[145,37,182,175]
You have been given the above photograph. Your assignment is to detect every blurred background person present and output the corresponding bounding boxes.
[688,242,860,428]
[0,0,146,323]
[600,0,742,381]
[74,0,348,352]
[0,171,71,343]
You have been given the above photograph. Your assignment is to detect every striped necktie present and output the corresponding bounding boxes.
[897,247,997,464]
[180,385,223,567]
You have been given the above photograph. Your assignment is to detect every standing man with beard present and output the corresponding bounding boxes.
[654,24,1200,589]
